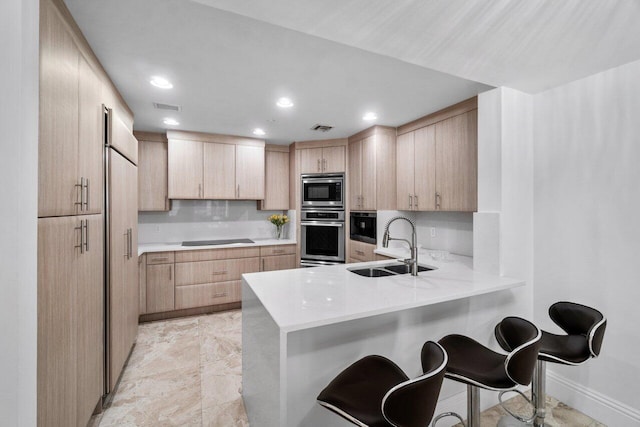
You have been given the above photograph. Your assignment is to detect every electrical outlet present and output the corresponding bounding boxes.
[430,227,436,238]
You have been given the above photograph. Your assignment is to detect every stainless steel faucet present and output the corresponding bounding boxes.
[382,216,419,276]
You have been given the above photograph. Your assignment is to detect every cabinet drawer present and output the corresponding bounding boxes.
[261,254,297,272]
[175,281,240,309]
[259,244,296,257]
[175,247,260,262]
[349,240,376,261]
[175,257,260,286]
[146,251,175,265]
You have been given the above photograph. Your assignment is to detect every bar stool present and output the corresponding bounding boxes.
[436,317,541,427]
[498,302,607,427]
[317,341,447,427]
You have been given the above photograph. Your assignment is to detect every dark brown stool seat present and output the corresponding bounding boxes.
[437,317,541,427]
[317,341,447,427]
[499,302,606,427]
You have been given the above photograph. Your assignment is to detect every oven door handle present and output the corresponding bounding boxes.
[301,221,344,227]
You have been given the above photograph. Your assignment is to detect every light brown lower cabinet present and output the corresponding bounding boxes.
[38,214,103,427]
[146,264,175,313]
[261,254,297,271]
[348,240,377,263]
[175,281,241,309]
[140,245,298,316]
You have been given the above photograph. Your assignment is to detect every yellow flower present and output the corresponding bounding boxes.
[268,214,289,226]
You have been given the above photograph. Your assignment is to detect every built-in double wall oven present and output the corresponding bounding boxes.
[300,173,345,267]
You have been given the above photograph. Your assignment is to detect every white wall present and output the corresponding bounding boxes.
[0,0,39,425]
[534,59,640,424]
[138,200,294,243]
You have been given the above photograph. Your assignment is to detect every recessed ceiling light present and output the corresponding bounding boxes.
[163,118,179,126]
[276,97,294,108]
[150,76,173,89]
[253,128,266,136]
[363,112,378,121]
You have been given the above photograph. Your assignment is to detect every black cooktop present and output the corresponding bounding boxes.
[182,238,255,246]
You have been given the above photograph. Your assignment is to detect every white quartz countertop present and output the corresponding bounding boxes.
[243,257,525,333]
[138,238,296,256]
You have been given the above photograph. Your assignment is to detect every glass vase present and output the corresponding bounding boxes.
[275,224,283,240]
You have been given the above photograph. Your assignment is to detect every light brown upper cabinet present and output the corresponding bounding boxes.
[259,145,290,210]
[396,98,477,212]
[168,138,204,199]
[348,126,397,211]
[39,2,104,218]
[136,132,170,211]
[299,146,345,173]
[168,131,265,200]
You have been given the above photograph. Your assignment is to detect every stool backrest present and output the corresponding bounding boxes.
[495,317,542,386]
[549,301,607,357]
[381,341,447,427]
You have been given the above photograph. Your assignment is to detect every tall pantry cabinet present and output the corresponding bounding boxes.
[37,0,138,426]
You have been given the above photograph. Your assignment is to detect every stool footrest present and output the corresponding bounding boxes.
[498,389,536,423]
[432,411,466,427]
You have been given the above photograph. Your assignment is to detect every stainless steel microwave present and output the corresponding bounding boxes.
[301,173,344,209]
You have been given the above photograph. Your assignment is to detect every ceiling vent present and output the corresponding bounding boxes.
[310,124,333,132]
[153,102,181,111]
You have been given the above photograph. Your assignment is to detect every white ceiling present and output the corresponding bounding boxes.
[64,0,640,144]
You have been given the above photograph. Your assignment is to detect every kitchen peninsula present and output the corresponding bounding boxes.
[241,257,525,426]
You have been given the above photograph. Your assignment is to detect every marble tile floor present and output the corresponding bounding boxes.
[90,310,605,427]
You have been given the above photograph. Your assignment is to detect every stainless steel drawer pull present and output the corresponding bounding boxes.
[75,221,85,254]
[123,231,129,258]
[212,292,228,298]
[435,192,441,209]
[169,266,172,280]
[317,159,321,172]
[75,177,85,211]
[409,194,413,209]
[84,179,90,211]
[355,250,365,256]
[84,220,89,252]
[272,250,285,254]
[212,271,228,275]
[414,194,418,209]
[151,257,169,262]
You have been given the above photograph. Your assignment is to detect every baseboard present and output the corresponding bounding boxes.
[547,370,640,426]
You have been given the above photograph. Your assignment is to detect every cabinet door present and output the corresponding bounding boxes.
[322,146,346,172]
[396,132,415,211]
[76,214,104,427]
[39,1,80,218]
[38,216,78,427]
[138,140,169,211]
[78,57,104,215]
[300,148,323,174]
[360,136,376,210]
[108,149,138,391]
[110,110,138,165]
[348,140,362,210]
[435,111,477,211]
[236,145,265,199]
[261,254,297,272]
[414,125,437,211]
[168,139,203,199]
[261,150,290,210]
[139,254,147,314]
[146,264,175,313]
[203,142,236,199]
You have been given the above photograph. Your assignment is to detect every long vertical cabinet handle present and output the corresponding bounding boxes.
[198,183,202,198]
[323,158,327,171]
[75,177,85,212]
[435,192,441,210]
[75,220,85,254]
[414,194,418,209]
[124,230,129,258]
[84,179,90,211]
[262,258,265,271]
[83,220,89,252]
[169,265,172,281]
[317,159,321,172]
[409,194,413,209]
[128,228,133,259]
[237,184,240,198]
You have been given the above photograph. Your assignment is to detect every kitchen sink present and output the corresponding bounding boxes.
[349,267,396,277]
[382,264,434,274]
[347,262,435,277]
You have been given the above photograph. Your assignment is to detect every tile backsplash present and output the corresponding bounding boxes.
[138,200,294,244]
